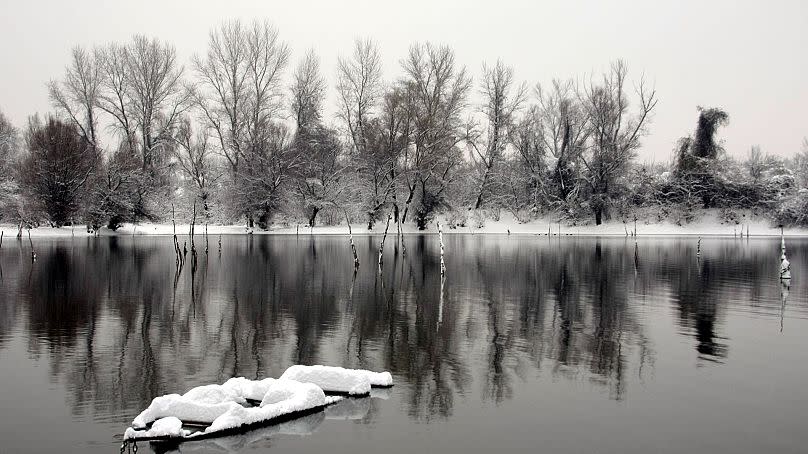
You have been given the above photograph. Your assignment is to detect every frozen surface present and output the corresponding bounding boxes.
[279,365,374,395]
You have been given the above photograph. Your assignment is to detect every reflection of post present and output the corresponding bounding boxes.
[28,230,36,261]
[438,274,445,329]
[780,280,789,333]
[437,221,446,276]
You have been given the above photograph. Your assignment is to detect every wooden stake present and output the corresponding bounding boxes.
[344,211,359,269]
[437,221,446,276]
[377,211,393,270]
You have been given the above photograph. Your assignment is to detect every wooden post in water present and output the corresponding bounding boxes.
[344,211,359,269]
[377,211,393,271]
[437,221,446,276]
[697,236,701,258]
[0,231,3,250]
[172,204,182,266]
[780,226,791,280]
[398,216,406,257]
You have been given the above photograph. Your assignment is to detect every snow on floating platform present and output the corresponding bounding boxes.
[125,379,339,441]
[123,366,393,443]
[279,365,393,396]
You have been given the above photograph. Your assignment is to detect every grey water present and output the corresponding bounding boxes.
[0,234,806,454]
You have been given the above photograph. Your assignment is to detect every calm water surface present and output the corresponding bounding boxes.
[0,234,806,453]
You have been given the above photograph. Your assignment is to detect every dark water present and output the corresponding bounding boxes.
[0,234,806,454]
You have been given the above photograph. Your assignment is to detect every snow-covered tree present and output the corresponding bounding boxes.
[580,61,657,224]
[19,116,99,226]
[466,60,527,210]
[400,43,471,228]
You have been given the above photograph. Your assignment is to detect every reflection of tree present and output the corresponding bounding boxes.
[0,236,803,429]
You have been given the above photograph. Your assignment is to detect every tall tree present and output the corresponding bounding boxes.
[580,61,657,224]
[291,50,345,226]
[171,118,219,215]
[48,46,102,145]
[192,19,290,225]
[400,43,471,228]
[290,50,326,131]
[467,60,527,209]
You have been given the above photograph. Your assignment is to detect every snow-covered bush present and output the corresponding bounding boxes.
[776,189,808,226]
[445,210,467,229]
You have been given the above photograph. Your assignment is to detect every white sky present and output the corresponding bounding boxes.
[1,0,805,162]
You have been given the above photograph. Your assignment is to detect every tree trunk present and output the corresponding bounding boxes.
[595,208,603,226]
[309,207,320,227]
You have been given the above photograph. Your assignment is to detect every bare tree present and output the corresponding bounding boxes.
[534,79,589,205]
[126,35,190,170]
[467,60,527,209]
[48,46,102,145]
[580,61,657,224]
[400,43,471,228]
[337,38,383,156]
[171,118,220,215]
[96,43,137,154]
[290,50,326,130]
[192,20,290,225]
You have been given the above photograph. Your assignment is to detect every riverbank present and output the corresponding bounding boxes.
[2,210,807,238]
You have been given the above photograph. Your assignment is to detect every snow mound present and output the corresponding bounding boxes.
[183,384,246,405]
[358,369,393,387]
[132,393,244,429]
[279,365,392,395]
[221,377,276,401]
[125,417,189,440]
[204,380,330,434]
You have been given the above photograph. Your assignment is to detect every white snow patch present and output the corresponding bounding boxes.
[132,393,243,429]
[201,380,331,434]
[279,365,373,395]
[221,377,276,401]
[125,417,189,440]
[183,384,246,406]
[359,369,393,387]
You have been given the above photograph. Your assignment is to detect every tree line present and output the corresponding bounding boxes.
[1,19,807,231]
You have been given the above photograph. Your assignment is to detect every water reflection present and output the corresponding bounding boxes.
[0,235,806,435]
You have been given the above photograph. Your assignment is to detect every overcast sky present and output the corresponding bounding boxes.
[1,0,805,162]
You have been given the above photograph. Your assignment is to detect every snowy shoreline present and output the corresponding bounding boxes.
[3,214,807,239]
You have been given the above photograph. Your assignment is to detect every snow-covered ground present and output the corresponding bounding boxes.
[3,210,807,238]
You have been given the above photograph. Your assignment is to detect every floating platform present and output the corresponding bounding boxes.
[122,365,393,445]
